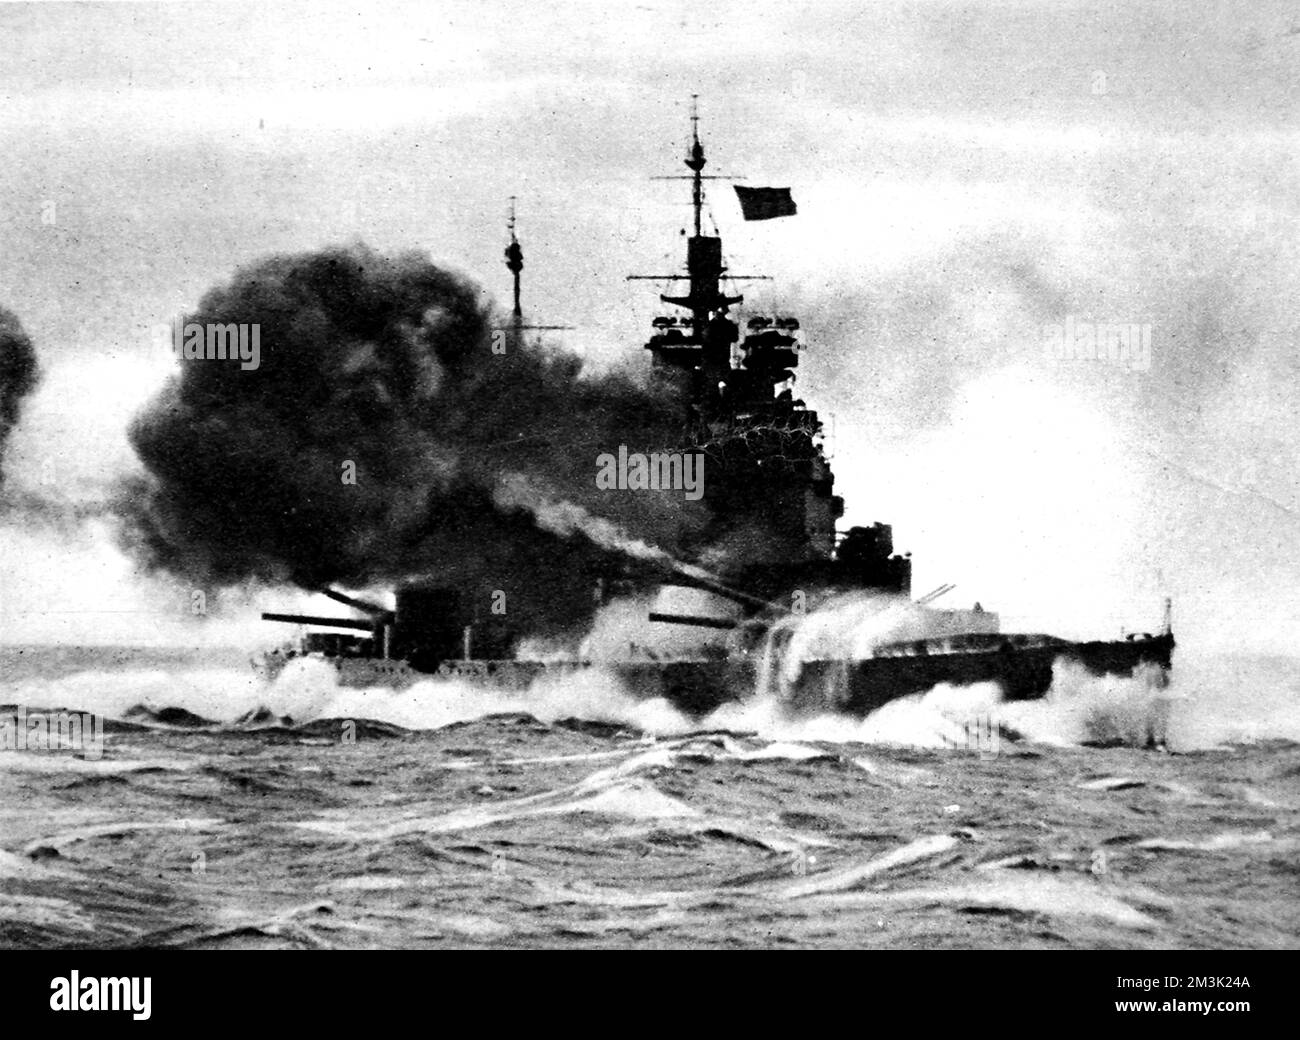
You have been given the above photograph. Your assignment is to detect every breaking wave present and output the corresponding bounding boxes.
[1,648,1295,752]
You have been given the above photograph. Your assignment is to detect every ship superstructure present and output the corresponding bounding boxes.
[631,101,910,605]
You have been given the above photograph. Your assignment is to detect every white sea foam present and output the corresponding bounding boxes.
[2,642,1294,753]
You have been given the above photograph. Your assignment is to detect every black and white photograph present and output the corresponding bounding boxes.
[0,0,1295,983]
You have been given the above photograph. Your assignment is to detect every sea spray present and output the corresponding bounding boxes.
[0,642,1291,753]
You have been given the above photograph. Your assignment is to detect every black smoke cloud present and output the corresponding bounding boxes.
[122,244,705,636]
[0,306,39,480]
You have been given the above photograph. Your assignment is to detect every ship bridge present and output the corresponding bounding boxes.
[628,104,853,573]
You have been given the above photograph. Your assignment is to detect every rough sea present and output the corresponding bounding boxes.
[2,647,1297,949]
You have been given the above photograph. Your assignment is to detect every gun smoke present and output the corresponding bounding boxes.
[121,244,719,638]
[0,306,39,485]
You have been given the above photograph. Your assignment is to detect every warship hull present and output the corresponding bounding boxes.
[253,631,1174,720]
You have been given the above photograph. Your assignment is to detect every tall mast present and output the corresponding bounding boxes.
[670,99,738,331]
[501,199,571,345]
[504,195,524,329]
[687,94,705,237]
[629,100,764,336]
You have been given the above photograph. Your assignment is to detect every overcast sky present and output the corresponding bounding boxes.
[1,0,1298,650]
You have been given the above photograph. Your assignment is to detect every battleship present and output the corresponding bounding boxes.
[254,107,1175,717]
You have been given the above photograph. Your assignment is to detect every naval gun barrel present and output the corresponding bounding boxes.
[647,612,739,630]
[662,570,791,614]
[261,613,378,632]
[319,588,394,620]
[648,567,791,629]
[915,583,956,607]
